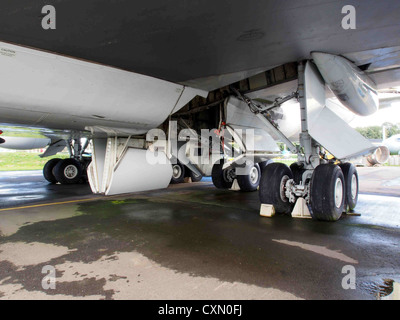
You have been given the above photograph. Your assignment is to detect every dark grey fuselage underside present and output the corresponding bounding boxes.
[0,0,399,91]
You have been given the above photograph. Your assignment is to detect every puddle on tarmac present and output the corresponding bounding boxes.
[361,278,395,299]
[377,279,395,299]
[9,195,45,201]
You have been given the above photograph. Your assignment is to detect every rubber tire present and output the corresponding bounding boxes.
[237,163,261,192]
[259,163,294,214]
[53,158,84,185]
[310,164,345,222]
[258,160,273,173]
[43,158,62,184]
[170,161,185,184]
[211,161,234,189]
[290,162,306,184]
[339,163,359,211]
[189,170,203,182]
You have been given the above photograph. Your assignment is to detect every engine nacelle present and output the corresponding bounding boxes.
[311,52,379,116]
[0,136,50,150]
[365,145,390,166]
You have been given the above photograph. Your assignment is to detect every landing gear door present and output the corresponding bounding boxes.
[305,61,376,160]
[225,97,280,154]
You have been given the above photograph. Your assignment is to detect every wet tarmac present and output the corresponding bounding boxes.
[0,171,94,209]
[0,168,399,300]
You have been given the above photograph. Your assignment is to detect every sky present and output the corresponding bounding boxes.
[349,102,400,128]
[348,88,400,128]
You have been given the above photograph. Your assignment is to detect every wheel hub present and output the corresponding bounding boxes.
[223,168,235,183]
[172,165,182,179]
[249,166,259,184]
[334,177,344,208]
[64,164,78,180]
[280,175,290,202]
[351,174,358,200]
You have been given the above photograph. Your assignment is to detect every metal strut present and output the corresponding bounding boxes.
[230,87,299,154]
[297,62,322,170]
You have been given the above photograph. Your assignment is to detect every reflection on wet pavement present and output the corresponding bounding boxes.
[0,169,399,300]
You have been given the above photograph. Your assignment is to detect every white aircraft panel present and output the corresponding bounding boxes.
[309,107,376,160]
[304,61,375,160]
[0,42,206,134]
[106,148,172,196]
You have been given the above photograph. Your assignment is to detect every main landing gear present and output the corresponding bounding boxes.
[211,160,263,192]
[43,139,91,185]
[259,162,358,221]
[233,61,361,222]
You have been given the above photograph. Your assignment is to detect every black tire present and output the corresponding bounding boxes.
[259,163,294,214]
[170,161,185,184]
[79,157,92,184]
[53,158,84,185]
[339,163,359,211]
[237,163,261,192]
[189,170,203,182]
[290,162,306,184]
[43,158,62,184]
[258,160,274,172]
[211,160,234,189]
[310,164,345,221]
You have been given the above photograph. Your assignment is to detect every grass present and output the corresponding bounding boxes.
[274,158,297,166]
[0,152,69,171]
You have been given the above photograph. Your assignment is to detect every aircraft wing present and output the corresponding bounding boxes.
[0,0,399,92]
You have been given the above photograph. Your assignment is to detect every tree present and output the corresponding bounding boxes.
[383,122,400,138]
[355,126,383,140]
[356,123,400,140]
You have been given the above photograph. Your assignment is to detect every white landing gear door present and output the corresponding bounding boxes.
[105,148,172,196]
[87,138,172,196]
[305,62,376,160]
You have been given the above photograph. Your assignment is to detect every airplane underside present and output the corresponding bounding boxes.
[0,1,400,221]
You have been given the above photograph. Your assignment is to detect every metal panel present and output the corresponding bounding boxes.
[308,107,376,160]
[0,42,206,135]
[225,97,280,153]
[304,61,375,160]
[106,149,172,196]
[1,1,399,91]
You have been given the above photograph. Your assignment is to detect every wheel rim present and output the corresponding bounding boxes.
[351,174,358,200]
[280,175,290,202]
[249,166,259,184]
[223,169,234,183]
[64,165,78,180]
[172,165,182,179]
[334,177,344,208]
